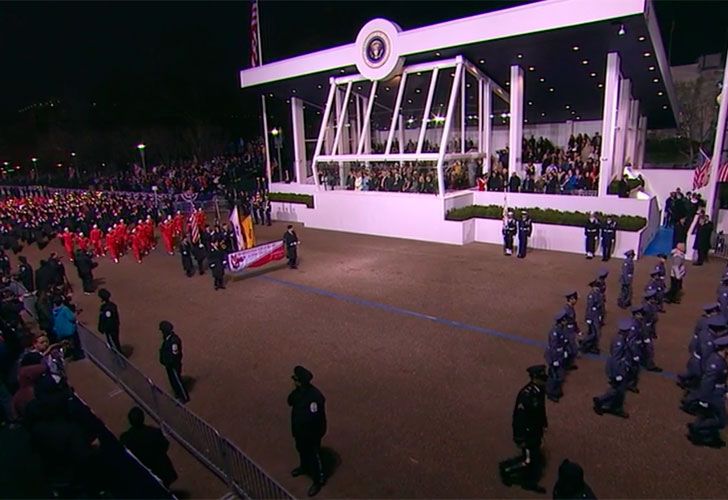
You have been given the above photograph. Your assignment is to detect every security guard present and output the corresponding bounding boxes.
[97,288,121,352]
[600,216,617,261]
[516,210,532,259]
[618,250,635,309]
[283,225,300,269]
[499,365,548,494]
[593,318,631,418]
[687,327,728,448]
[580,280,602,354]
[288,365,327,497]
[584,212,600,259]
[208,241,226,290]
[180,236,194,277]
[158,321,189,403]
[502,211,517,256]
[545,309,569,402]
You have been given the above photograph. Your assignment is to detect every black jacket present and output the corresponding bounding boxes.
[120,425,178,486]
[159,333,183,368]
[288,384,326,440]
[512,381,547,448]
[98,301,120,334]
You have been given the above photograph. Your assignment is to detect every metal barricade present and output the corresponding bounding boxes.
[16,282,293,500]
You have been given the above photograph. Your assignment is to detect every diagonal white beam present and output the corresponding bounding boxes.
[385,73,408,155]
[416,68,440,154]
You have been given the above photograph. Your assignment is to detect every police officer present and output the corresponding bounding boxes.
[625,306,644,393]
[600,216,617,261]
[545,309,569,402]
[687,327,728,448]
[516,210,532,259]
[499,365,548,494]
[580,281,602,355]
[682,314,726,415]
[283,225,300,269]
[678,304,721,390]
[502,211,517,256]
[192,236,207,276]
[288,365,327,497]
[596,269,608,326]
[656,253,667,279]
[584,212,600,259]
[563,291,580,369]
[593,319,632,418]
[641,290,663,372]
[644,267,665,313]
[263,196,272,226]
[158,321,189,403]
[180,236,194,278]
[208,242,226,290]
[97,288,121,352]
[618,250,635,309]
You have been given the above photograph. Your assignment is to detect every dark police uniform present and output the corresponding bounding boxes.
[98,290,121,351]
[158,321,189,403]
[499,365,548,493]
[678,305,720,390]
[17,257,34,292]
[688,328,728,448]
[584,216,600,259]
[288,366,327,496]
[283,226,299,269]
[580,282,602,354]
[600,218,616,261]
[516,212,532,259]
[545,310,568,402]
[618,250,635,309]
[593,319,631,418]
[180,239,194,277]
[209,245,226,290]
[502,215,517,256]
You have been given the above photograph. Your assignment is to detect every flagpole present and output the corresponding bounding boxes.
[706,50,728,222]
[255,0,273,190]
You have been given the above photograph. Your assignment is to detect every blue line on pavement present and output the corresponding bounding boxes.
[258,275,678,381]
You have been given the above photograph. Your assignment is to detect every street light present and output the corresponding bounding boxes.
[137,143,147,173]
[270,128,283,181]
[31,157,38,179]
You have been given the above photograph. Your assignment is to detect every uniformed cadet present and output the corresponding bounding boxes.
[516,210,532,259]
[283,225,300,269]
[656,253,667,279]
[263,196,272,226]
[97,288,121,352]
[502,211,517,256]
[208,242,226,290]
[192,235,207,275]
[593,318,632,418]
[596,269,608,326]
[499,365,548,494]
[158,321,189,403]
[717,276,728,317]
[625,306,644,393]
[687,326,728,448]
[580,281,602,355]
[678,304,721,390]
[288,365,327,497]
[180,236,194,277]
[640,290,663,372]
[682,314,726,415]
[600,216,617,261]
[545,309,569,402]
[584,212,600,259]
[618,250,635,309]
[563,291,580,369]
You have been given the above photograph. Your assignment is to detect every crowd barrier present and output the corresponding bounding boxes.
[17,285,293,500]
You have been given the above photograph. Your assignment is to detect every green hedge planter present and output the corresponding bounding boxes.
[446,204,646,232]
[268,192,315,209]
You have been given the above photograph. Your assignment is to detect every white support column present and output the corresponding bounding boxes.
[461,72,466,154]
[311,81,338,190]
[357,83,377,154]
[355,94,362,151]
[385,73,408,154]
[635,116,647,168]
[507,65,524,176]
[416,68,440,154]
[290,97,306,184]
[598,52,621,197]
[333,82,352,186]
[624,99,640,167]
[261,95,272,187]
[478,79,484,153]
[613,78,631,175]
[398,115,405,154]
[436,60,464,196]
[706,54,728,221]
[483,80,492,171]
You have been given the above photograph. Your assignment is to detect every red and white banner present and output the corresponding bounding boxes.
[227,240,284,273]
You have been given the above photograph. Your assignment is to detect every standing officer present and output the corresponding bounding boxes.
[283,225,300,269]
[192,235,207,276]
[288,365,327,497]
[263,196,272,226]
[644,267,666,313]
[641,290,663,372]
[97,288,121,352]
[600,216,617,261]
[593,318,631,418]
[563,291,580,369]
[626,306,644,393]
[678,303,721,390]
[618,250,635,309]
[596,269,609,326]
[502,211,517,256]
[208,242,226,290]
[687,327,728,448]
[158,321,189,403]
[584,212,600,259]
[516,210,532,259]
[180,236,194,278]
[656,253,667,279]
[580,280,602,354]
[545,309,569,402]
[499,365,548,494]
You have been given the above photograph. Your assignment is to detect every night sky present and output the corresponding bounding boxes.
[1,1,726,129]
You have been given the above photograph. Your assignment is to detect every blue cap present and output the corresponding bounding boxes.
[598,268,609,278]
[707,315,728,331]
[617,318,633,331]
[703,303,721,312]
[565,290,578,300]
[644,289,657,299]
[624,250,635,257]
[650,267,661,276]
[630,305,644,314]
[715,336,728,349]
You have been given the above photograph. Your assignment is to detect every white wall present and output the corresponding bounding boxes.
[637,169,694,211]
[269,182,317,195]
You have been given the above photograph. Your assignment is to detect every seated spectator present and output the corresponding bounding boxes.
[120,407,178,487]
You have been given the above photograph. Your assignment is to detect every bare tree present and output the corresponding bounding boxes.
[675,75,720,161]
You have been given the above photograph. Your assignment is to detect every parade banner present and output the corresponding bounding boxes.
[227,239,284,273]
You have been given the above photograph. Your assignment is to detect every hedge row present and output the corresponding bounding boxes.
[445,204,647,232]
[268,192,315,208]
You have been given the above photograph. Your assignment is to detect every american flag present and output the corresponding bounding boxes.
[250,0,261,67]
[692,149,711,190]
[718,161,728,183]
[188,212,200,243]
